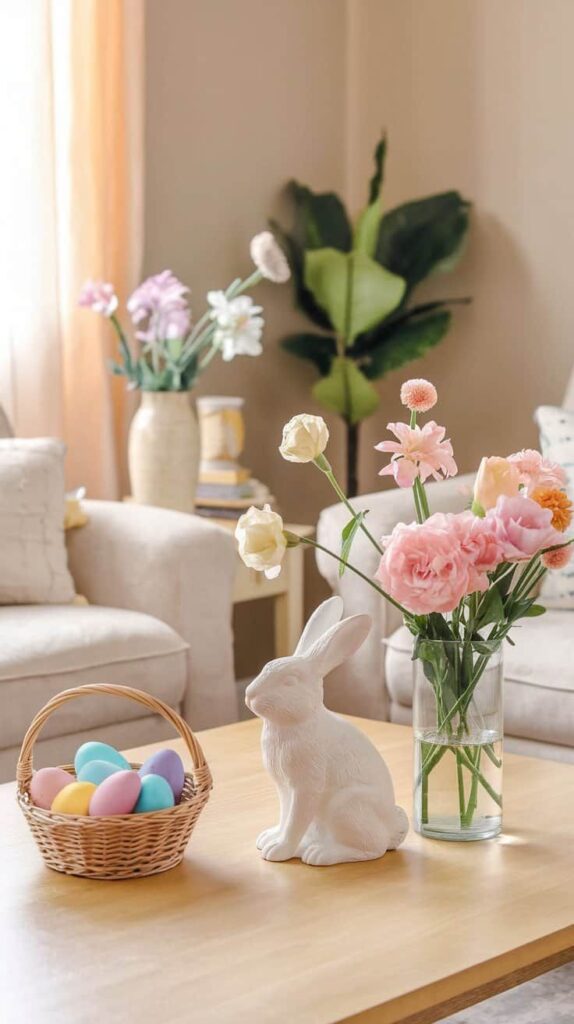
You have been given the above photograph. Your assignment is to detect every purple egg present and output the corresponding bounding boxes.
[138,749,185,802]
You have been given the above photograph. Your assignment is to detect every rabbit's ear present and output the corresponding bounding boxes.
[294,596,344,657]
[305,613,371,676]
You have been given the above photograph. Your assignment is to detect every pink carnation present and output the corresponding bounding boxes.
[541,545,572,570]
[400,378,438,413]
[376,513,488,615]
[507,448,567,495]
[78,279,118,317]
[375,420,457,488]
[486,495,563,561]
[442,510,504,574]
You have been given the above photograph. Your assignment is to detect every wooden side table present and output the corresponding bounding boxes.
[213,520,314,659]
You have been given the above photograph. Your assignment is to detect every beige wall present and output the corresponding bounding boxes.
[347,0,574,485]
[145,0,574,675]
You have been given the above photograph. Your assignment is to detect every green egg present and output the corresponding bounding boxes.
[134,774,175,814]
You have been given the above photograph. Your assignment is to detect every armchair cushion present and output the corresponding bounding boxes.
[0,604,187,750]
[385,611,574,749]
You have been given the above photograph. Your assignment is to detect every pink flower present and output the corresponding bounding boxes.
[447,511,505,573]
[127,270,191,344]
[486,495,563,561]
[400,378,438,413]
[507,448,567,495]
[78,279,118,317]
[376,514,487,615]
[541,545,573,570]
[375,421,457,488]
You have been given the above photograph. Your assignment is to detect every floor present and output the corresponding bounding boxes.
[441,963,574,1022]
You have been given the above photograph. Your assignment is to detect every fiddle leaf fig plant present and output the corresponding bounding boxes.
[271,133,471,496]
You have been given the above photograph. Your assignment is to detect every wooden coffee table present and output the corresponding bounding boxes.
[1,719,572,1024]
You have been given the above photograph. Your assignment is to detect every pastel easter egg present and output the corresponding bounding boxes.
[51,782,97,816]
[30,767,75,810]
[77,760,123,786]
[74,742,130,775]
[139,749,185,802]
[134,774,175,814]
[89,770,141,816]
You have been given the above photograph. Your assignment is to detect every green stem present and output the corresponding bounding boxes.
[297,536,410,618]
[457,748,502,807]
[456,750,466,826]
[323,467,385,557]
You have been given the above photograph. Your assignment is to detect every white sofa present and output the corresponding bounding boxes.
[316,386,574,765]
[0,500,238,781]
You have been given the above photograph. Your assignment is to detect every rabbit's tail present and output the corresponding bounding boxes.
[389,805,409,849]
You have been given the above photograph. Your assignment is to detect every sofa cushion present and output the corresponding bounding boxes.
[0,438,76,604]
[0,604,188,750]
[385,611,574,749]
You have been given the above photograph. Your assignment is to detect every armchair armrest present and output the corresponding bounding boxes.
[316,474,474,719]
[66,501,237,728]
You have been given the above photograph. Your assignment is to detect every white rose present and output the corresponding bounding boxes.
[279,414,329,463]
[235,504,286,579]
[250,231,291,283]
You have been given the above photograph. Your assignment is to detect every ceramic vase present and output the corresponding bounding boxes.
[413,640,503,842]
[128,391,199,513]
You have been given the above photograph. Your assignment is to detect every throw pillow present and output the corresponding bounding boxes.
[535,405,574,608]
[0,438,76,604]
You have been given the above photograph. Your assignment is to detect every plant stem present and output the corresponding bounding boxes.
[297,535,409,618]
[322,466,385,557]
[346,421,359,498]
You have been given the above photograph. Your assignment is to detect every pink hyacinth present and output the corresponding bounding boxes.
[375,420,457,488]
[127,270,191,344]
[486,495,563,561]
[400,378,438,413]
[376,514,488,615]
[507,448,567,495]
[541,545,573,570]
[78,279,118,317]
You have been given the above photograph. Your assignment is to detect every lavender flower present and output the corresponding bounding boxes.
[127,270,191,343]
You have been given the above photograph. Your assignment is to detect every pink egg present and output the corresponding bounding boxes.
[89,770,141,816]
[30,767,75,810]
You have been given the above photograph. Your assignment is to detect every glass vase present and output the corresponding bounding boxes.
[413,640,503,841]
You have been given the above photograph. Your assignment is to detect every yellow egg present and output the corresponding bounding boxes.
[51,782,97,816]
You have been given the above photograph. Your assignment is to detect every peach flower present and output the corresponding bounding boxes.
[486,495,562,561]
[375,421,457,488]
[472,456,521,512]
[376,514,487,615]
[400,378,438,413]
[541,545,573,570]
[507,448,567,495]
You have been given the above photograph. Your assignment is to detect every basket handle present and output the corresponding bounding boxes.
[16,683,212,792]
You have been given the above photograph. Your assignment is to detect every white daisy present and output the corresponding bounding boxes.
[207,292,264,361]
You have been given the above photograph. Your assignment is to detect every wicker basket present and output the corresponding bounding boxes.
[16,683,212,880]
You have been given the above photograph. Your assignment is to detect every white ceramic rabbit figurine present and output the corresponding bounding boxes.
[245,596,409,865]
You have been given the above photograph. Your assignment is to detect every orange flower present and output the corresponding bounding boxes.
[531,487,573,532]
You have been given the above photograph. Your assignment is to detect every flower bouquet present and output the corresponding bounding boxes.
[79,233,290,511]
[235,380,572,841]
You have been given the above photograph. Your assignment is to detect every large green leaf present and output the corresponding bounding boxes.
[280,332,337,376]
[269,219,332,330]
[304,249,406,344]
[362,310,451,380]
[351,297,470,357]
[312,356,380,424]
[354,134,387,257]
[376,191,471,291]
[288,181,352,251]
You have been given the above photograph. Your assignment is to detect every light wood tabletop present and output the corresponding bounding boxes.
[1,719,572,1024]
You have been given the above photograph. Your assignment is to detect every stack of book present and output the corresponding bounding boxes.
[195,463,274,520]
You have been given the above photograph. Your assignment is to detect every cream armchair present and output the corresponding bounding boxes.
[317,470,574,764]
[0,500,238,781]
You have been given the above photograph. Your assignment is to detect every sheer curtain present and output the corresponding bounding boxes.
[0,0,144,497]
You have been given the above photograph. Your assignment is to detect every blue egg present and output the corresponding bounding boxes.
[74,742,130,776]
[77,760,123,786]
[134,774,175,814]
